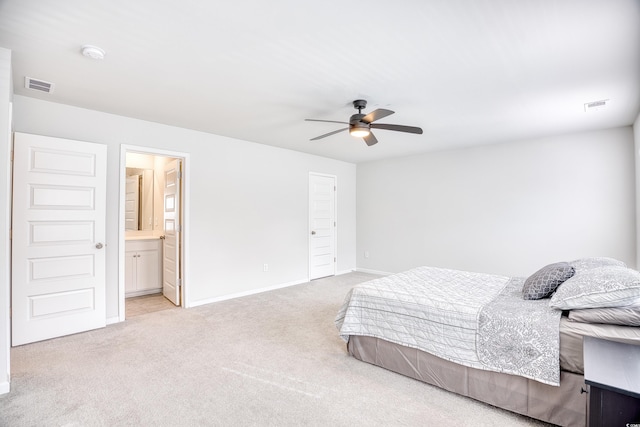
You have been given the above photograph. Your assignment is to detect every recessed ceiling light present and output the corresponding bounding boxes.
[81,45,105,60]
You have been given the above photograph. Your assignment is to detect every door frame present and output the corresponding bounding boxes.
[308,172,337,281]
[118,145,190,321]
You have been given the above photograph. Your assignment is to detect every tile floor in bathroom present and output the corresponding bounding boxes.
[126,293,178,318]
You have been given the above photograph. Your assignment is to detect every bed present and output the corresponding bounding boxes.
[335,258,640,427]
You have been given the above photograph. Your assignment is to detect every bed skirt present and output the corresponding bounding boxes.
[348,335,586,427]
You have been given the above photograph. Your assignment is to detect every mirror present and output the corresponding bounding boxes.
[125,168,154,231]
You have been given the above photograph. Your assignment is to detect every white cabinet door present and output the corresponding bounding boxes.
[137,249,160,291]
[12,132,107,346]
[124,250,137,294]
[124,240,161,297]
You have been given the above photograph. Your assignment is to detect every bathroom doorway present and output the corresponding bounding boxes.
[118,145,189,321]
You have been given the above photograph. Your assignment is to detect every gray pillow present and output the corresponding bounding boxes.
[522,262,575,300]
[549,266,640,310]
[568,305,640,326]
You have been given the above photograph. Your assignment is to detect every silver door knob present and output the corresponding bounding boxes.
[311,231,316,235]
[95,243,104,249]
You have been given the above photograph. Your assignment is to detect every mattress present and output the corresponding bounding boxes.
[559,316,640,374]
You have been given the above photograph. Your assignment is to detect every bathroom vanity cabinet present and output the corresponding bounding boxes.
[125,238,162,297]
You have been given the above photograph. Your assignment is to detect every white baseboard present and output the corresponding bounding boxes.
[124,288,162,298]
[186,270,372,308]
[106,316,121,325]
[355,267,393,276]
[0,380,9,395]
[188,278,309,308]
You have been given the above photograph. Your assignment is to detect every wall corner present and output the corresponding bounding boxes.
[634,112,640,269]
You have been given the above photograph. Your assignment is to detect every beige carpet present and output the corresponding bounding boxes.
[1,272,551,426]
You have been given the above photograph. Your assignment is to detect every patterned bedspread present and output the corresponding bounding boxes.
[477,277,561,385]
[335,266,561,386]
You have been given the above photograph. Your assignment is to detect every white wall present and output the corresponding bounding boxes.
[635,112,640,268]
[12,95,357,317]
[0,48,11,394]
[357,127,636,277]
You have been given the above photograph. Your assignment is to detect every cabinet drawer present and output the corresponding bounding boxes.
[125,239,162,252]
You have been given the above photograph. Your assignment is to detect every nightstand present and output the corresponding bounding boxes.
[584,336,640,427]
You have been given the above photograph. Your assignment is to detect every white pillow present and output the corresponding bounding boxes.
[549,266,640,310]
[569,257,626,274]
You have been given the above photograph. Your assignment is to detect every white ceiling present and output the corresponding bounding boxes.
[1,0,639,163]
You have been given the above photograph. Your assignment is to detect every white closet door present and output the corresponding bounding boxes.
[309,173,336,280]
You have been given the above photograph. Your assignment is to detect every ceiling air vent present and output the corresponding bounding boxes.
[584,99,609,112]
[24,77,54,93]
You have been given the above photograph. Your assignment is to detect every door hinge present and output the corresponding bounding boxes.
[334,257,336,262]
[334,185,336,191]
[334,221,336,227]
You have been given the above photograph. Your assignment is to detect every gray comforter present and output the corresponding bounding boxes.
[335,266,561,385]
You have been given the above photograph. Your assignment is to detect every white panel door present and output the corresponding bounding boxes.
[125,175,139,231]
[309,174,336,280]
[162,159,181,306]
[12,132,107,346]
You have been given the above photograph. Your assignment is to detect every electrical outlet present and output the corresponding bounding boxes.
[263,263,269,272]
[364,251,370,259]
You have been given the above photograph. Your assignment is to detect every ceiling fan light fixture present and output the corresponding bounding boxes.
[350,120,370,138]
[350,128,370,138]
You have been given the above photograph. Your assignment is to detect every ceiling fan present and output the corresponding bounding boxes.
[305,99,423,146]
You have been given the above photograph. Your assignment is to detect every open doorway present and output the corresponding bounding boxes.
[118,145,189,321]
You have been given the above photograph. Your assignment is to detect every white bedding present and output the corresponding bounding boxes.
[335,266,562,385]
